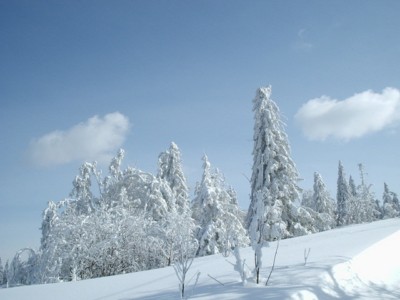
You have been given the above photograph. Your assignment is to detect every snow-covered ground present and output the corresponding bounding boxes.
[1,218,399,300]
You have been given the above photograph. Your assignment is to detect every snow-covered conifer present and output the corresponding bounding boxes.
[382,182,400,218]
[37,201,62,283]
[336,161,349,226]
[309,172,336,231]
[348,176,357,197]
[158,142,190,214]
[247,86,301,238]
[0,258,3,286]
[3,260,9,286]
[392,192,400,213]
[313,172,334,215]
[300,190,313,209]
[246,86,301,283]
[355,164,378,223]
[192,155,248,256]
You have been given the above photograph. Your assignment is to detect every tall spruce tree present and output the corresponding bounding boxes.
[336,161,350,226]
[246,85,300,283]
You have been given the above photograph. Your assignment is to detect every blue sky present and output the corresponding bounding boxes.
[1,0,400,261]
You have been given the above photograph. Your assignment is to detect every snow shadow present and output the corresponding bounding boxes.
[120,257,400,300]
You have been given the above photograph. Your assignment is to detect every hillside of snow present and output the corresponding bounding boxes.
[1,218,399,300]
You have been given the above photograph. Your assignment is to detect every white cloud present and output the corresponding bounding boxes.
[29,112,130,167]
[295,88,400,141]
[294,28,313,51]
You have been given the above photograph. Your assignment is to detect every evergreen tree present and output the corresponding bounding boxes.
[382,182,400,218]
[392,192,400,213]
[38,201,62,283]
[246,86,300,283]
[336,161,349,226]
[298,173,335,233]
[3,260,9,286]
[383,183,392,204]
[356,164,378,223]
[158,142,190,214]
[157,142,196,265]
[0,258,3,286]
[300,190,313,209]
[313,172,335,215]
[348,176,357,197]
[192,155,248,256]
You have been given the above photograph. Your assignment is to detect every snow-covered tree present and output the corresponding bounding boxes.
[247,86,301,239]
[21,149,190,283]
[158,142,191,215]
[355,164,379,223]
[392,192,400,214]
[192,155,248,257]
[341,164,379,224]
[306,172,336,231]
[382,182,400,218]
[0,258,3,286]
[300,189,313,209]
[336,161,350,226]
[348,175,357,197]
[3,260,9,286]
[69,162,99,215]
[37,200,62,283]
[313,172,335,215]
[8,249,38,286]
[246,85,301,283]
[173,225,198,299]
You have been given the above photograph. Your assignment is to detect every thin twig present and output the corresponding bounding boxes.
[265,239,280,286]
[207,274,225,286]
[304,248,311,266]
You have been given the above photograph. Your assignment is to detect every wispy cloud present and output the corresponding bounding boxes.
[294,28,313,51]
[29,112,130,167]
[295,88,400,141]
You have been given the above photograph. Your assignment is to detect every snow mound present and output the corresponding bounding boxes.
[319,228,400,299]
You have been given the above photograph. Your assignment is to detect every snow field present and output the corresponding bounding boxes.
[1,218,399,300]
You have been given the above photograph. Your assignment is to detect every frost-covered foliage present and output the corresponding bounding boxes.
[382,183,400,218]
[246,86,302,283]
[192,155,249,257]
[172,221,198,299]
[9,145,199,286]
